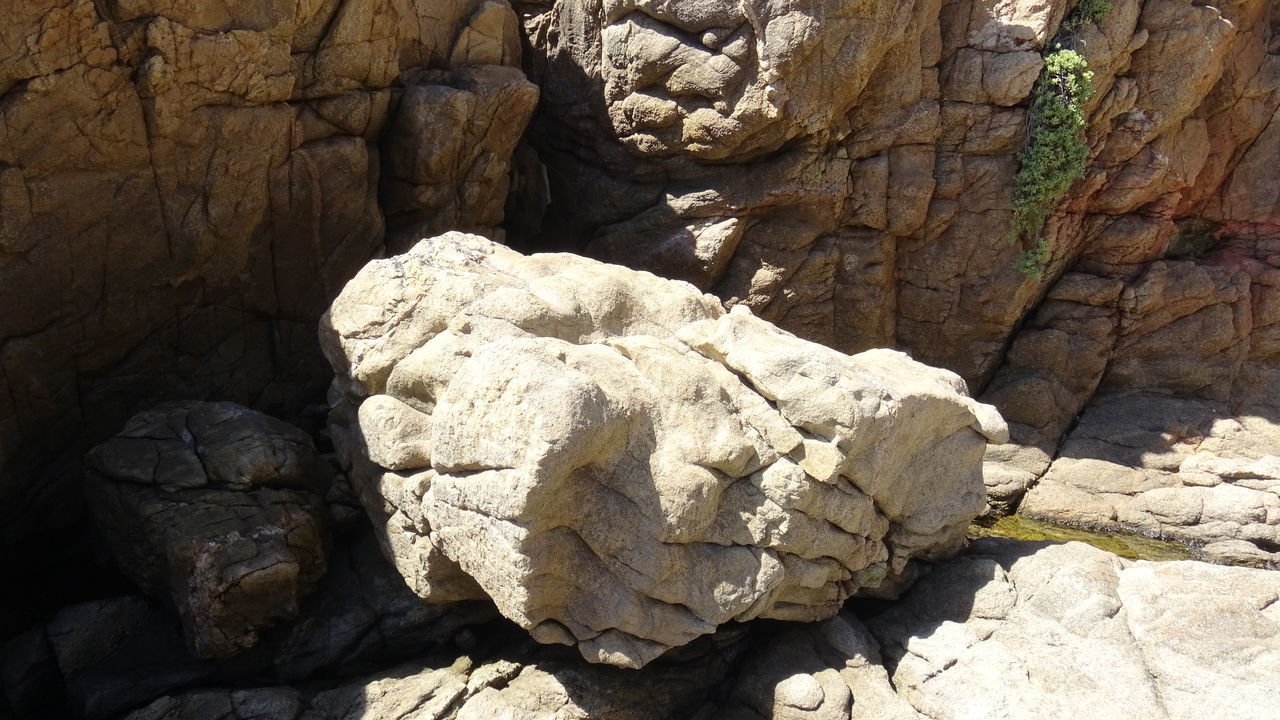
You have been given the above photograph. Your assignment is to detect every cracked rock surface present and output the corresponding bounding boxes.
[0,0,536,579]
[1017,391,1280,566]
[860,538,1280,720]
[105,538,1280,720]
[321,231,1006,668]
[0,527,494,720]
[85,401,334,659]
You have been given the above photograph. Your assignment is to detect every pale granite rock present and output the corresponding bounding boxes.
[321,232,1005,667]
[864,538,1280,720]
[1019,392,1280,566]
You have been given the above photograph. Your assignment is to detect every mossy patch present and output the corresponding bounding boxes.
[969,514,1198,562]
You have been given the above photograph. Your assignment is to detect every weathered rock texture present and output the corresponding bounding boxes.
[519,0,1279,385]
[85,402,335,659]
[1016,392,1280,566]
[861,538,1280,720]
[516,0,1280,537]
[0,528,495,720]
[0,0,537,582]
[91,538,1280,720]
[122,630,748,720]
[321,232,1006,668]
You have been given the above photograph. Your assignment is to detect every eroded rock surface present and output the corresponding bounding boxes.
[123,629,747,720]
[517,0,1280,545]
[0,0,537,592]
[1017,392,1280,566]
[519,0,1280,390]
[105,538,1280,720]
[862,538,1280,720]
[85,402,334,659]
[321,232,1006,667]
[0,528,494,720]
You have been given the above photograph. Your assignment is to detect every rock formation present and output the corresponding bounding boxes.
[1,528,495,720]
[321,231,1006,667]
[79,538,1280,720]
[515,0,1280,545]
[1014,392,1280,566]
[1,0,1278,716]
[518,0,1279,387]
[859,538,1280,720]
[0,0,537,598]
[85,402,335,659]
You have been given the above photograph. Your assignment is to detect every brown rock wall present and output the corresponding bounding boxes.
[0,0,536,602]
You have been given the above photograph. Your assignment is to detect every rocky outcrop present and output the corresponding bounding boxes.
[321,232,1006,667]
[861,538,1280,719]
[123,630,747,720]
[515,0,1280,542]
[72,538,1280,720]
[984,241,1280,550]
[0,0,537,595]
[0,528,494,720]
[1016,392,1280,566]
[85,402,335,658]
[517,0,1279,386]
[718,537,1280,720]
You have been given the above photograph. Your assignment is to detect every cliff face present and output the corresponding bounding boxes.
[514,0,1280,523]
[3,1,1280,716]
[0,0,535,569]
[1,0,1278,619]
[518,0,1278,382]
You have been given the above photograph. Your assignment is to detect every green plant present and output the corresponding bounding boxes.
[1010,49,1094,244]
[1008,0,1112,279]
[1060,0,1114,33]
[1166,220,1218,259]
[1017,238,1051,280]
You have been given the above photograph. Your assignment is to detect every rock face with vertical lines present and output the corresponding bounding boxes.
[0,0,537,578]
[516,0,1280,537]
[320,232,1006,668]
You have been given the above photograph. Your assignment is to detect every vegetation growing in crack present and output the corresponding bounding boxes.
[1060,0,1114,33]
[1010,1,1111,280]
[1166,219,1219,259]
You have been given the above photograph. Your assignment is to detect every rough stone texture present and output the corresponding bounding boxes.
[862,538,1280,720]
[122,629,747,720]
[722,614,925,720]
[0,527,495,720]
[517,0,1278,383]
[0,0,537,595]
[514,0,1280,536]
[983,244,1280,507]
[1017,392,1280,566]
[85,402,335,659]
[102,538,1280,720]
[321,231,1006,668]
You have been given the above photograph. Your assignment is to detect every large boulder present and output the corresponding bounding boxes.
[321,232,1006,667]
[85,402,334,659]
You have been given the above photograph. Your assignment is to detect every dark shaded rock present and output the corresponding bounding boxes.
[85,402,334,659]
[1,527,494,720]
